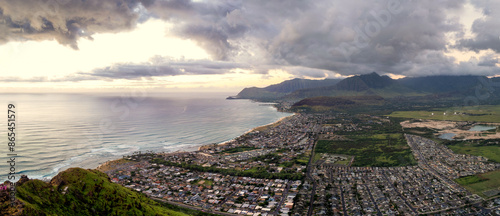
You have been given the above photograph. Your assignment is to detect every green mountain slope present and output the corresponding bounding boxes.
[5,168,188,216]
[228,78,341,101]
[291,95,385,113]
[286,73,422,100]
[397,75,487,93]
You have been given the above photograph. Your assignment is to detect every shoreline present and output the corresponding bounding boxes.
[92,112,295,173]
[198,113,295,151]
[93,110,295,171]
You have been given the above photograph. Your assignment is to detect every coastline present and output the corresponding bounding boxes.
[93,109,294,170]
[198,113,295,151]
[93,112,295,172]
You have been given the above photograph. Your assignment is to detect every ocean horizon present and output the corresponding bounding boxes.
[0,92,292,182]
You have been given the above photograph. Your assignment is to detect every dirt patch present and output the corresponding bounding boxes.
[400,120,458,130]
[401,120,500,140]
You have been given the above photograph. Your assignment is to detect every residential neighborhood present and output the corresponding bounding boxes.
[101,114,500,215]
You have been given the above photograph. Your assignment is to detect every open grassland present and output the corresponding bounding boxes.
[455,170,500,198]
[389,105,500,123]
[315,133,416,167]
[447,142,500,163]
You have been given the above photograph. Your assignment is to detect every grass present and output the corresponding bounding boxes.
[454,175,487,185]
[447,142,500,163]
[315,133,416,167]
[312,153,322,163]
[388,105,500,123]
[296,150,311,165]
[313,153,352,165]
[455,170,500,198]
[334,155,352,165]
[195,179,214,186]
[221,146,258,154]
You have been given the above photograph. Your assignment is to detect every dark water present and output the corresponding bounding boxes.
[0,92,291,181]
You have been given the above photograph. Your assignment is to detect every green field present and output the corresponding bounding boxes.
[388,105,500,123]
[454,175,487,185]
[447,142,500,163]
[315,134,416,167]
[221,146,258,154]
[455,170,500,198]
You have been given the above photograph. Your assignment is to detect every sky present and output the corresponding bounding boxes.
[0,0,499,92]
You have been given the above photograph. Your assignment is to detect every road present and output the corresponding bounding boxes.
[340,185,347,216]
[404,134,460,191]
[381,170,418,214]
[273,181,291,215]
[363,184,382,216]
[306,135,319,216]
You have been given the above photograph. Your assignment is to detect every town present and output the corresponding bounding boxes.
[101,114,500,215]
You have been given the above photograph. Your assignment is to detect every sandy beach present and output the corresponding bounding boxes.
[198,113,295,150]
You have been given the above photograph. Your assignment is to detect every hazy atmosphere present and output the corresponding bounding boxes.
[1,0,499,92]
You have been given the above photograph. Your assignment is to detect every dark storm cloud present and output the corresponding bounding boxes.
[0,0,152,49]
[478,54,499,67]
[252,0,466,76]
[2,0,500,79]
[147,0,498,76]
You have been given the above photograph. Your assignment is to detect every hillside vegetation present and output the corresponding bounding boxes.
[2,168,189,216]
[291,95,385,113]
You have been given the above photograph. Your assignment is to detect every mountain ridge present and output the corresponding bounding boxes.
[227,78,341,101]
[230,72,498,102]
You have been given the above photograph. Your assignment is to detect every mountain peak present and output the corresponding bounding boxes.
[333,72,395,91]
[366,72,381,76]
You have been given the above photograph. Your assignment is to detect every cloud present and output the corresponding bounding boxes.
[0,76,50,82]
[77,58,250,80]
[2,0,499,79]
[0,0,150,49]
[0,57,251,82]
[456,0,500,53]
[0,75,99,82]
[145,0,492,76]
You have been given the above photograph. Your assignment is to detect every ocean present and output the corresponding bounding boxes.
[0,92,291,182]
